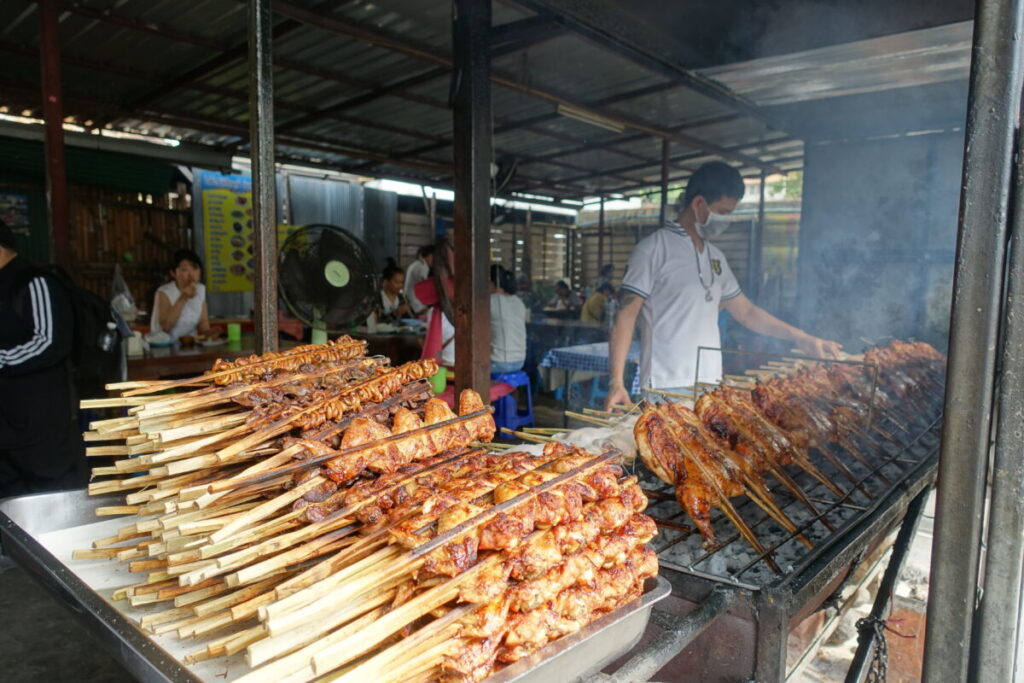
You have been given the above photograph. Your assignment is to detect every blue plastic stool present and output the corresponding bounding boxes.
[491,371,535,437]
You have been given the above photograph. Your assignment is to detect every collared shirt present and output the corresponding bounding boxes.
[621,222,741,389]
[404,258,430,315]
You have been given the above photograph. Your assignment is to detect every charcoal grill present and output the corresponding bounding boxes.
[593,349,941,681]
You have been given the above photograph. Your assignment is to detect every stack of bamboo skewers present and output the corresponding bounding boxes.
[77,337,658,682]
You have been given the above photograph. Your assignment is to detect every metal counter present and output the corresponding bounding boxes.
[0,489,669,682]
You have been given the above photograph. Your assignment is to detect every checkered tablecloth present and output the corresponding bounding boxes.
[539,341,642,394]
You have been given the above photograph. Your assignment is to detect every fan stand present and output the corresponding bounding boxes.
[311,305,328,345]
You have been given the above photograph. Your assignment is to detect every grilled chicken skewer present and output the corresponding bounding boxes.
[635,405,782,572]
[695,390,836,532]
[750,383,875,498]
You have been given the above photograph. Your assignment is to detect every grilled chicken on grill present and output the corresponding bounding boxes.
[634,340,945,570]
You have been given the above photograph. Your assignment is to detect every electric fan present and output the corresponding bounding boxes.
[278,224,379,344]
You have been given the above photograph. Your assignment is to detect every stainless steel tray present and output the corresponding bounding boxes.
[0,489,669,683]
[487,576,670,683]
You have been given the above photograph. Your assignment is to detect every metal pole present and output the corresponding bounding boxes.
[451,0,492,400]
[751,170,767,300]
[249,0,278,353]
[39,0,70,270]
[922,0,1024,679]
[846,490,930,682]
[597,195,605,283]
[659,139,670,225]
[970,109,1024,682]
[524,206,532,281]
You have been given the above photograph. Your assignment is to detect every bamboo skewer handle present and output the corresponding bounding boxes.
[234,609,384,683]
[310,556,499,675]
[564,410,616,426]
[207,476,327,545]
[645,387,697,399]
[328,605,474,683]
[501,427,552,443]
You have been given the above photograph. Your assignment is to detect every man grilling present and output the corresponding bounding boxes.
[605,161,842,407]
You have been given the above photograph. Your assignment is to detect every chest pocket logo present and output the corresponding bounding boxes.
[711,259,722,276]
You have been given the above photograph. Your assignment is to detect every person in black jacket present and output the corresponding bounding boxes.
[0,220,86,497]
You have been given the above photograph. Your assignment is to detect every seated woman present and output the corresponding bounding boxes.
[490,264,528,375]
[150,249,213,339]
[376,264,411,323]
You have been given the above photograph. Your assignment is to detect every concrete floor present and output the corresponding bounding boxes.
[0,556,132,682]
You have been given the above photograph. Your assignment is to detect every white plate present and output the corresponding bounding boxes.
[199,339,226,347]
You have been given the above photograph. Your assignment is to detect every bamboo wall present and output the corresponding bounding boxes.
[71,183,192,318]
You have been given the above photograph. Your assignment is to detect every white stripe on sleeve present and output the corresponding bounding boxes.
[1,277,55,366]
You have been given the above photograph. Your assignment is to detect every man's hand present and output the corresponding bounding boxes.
[604,380,632,410]
[796,334,844,359]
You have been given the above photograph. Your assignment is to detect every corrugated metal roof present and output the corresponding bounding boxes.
[0,0,969,200]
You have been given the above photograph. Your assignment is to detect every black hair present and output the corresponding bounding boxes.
[679,161,746,211]
[171,248,203,272]
[599,263,614,276]
[418,244,436,259]
[383,264,403,281]
[555,280,569,290]
[597,282,615,295]
[0,218,15,250]
[490,264,516,295]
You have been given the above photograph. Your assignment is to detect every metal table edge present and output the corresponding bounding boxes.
[0,507,200,683]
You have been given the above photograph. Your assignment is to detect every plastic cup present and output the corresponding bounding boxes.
[227,323,241,341]
[430,365,447,394]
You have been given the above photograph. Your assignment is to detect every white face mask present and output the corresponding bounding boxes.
[695,200,732,239]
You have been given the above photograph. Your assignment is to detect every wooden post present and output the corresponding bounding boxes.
[39,0,70,269]
[451,0,492,399]
[249,0,278,352]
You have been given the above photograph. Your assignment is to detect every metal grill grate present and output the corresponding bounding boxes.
[642,413,942,590]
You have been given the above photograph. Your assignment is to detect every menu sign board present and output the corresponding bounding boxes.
[203,187,255,292]
[196,170,253,293]
[195,170,304,293]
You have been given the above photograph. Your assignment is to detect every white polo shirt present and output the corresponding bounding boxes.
[621,222,741,390]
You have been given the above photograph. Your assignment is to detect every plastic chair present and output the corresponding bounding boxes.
[491,370,535,436]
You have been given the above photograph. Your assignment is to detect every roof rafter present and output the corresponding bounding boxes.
[270,0,781,173]
[512,0,773,127]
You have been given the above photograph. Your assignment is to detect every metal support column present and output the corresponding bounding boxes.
[597,195,605,277]
[39,0,70,269]
[846,490,930,682]
[969,100,1024,682]
[249,0,279,353]
[922,0,1024,679]
[659,139,670,225]
[750,171,767,300]
[451,0,492,400]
